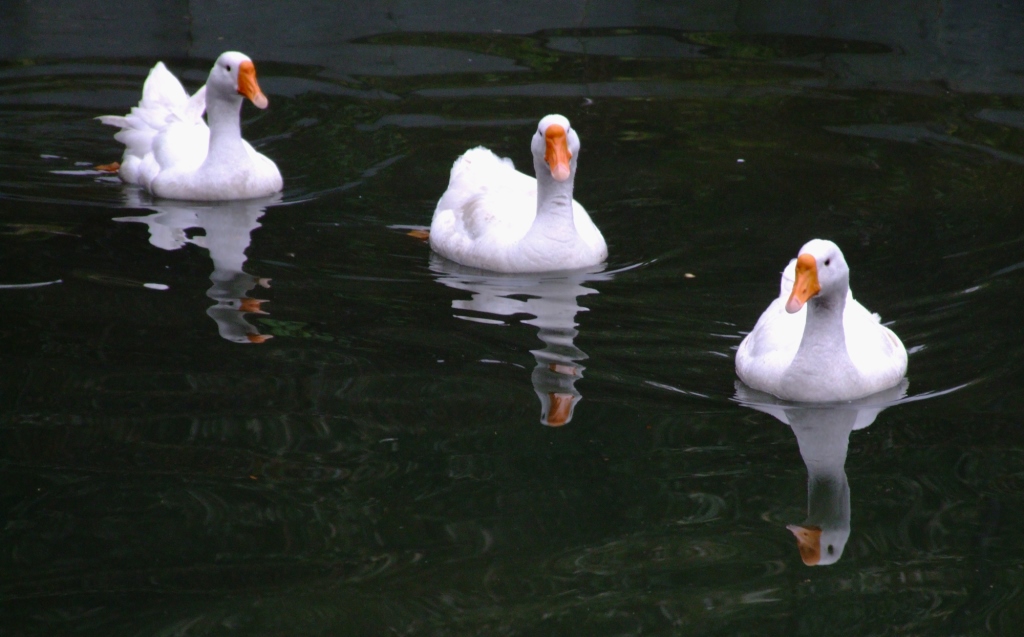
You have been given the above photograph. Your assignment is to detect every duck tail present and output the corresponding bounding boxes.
[96,62,207,185]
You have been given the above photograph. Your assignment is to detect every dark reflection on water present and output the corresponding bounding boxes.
[735,380,911,566]
[114,193,281,344]
[1,7,1024,636]
[428,255,619,427]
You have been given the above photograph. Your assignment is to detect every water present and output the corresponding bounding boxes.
[3,4,1024,635]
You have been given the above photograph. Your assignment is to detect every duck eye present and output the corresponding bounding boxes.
[226,65,232,72]
[827,545,834,554]
[824,258,831,267]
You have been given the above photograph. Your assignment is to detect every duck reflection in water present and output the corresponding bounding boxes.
[114,193,280,343]
[735,379,909,565]
[429,254,612,426]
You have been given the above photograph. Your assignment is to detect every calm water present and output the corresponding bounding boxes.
[3,4,1024,635]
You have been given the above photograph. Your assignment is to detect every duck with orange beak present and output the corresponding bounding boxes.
[428,114,608,273]
[736,239,908,402]
[99,51,282,201]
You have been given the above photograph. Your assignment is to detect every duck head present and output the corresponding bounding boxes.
[208,51,269,109]
[785,239,850,314]
[531,114,580,183]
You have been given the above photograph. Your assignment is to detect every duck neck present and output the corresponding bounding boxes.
[801,280,849,351]
[205,91,247,164]
[530,157,578,235]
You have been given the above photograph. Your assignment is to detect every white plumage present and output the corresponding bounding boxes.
[429,114,607,273]
[99,51,282,201]
[736,239,908,402]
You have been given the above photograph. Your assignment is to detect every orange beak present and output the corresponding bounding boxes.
[544,124,572,181]
[786,524,822,565]
[237,60,269,109]
[785,253,821,313]
[545,392,575,427]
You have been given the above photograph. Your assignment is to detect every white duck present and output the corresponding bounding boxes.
[428,114,607,273]
[735,239,907,402]
[99,51,283,201]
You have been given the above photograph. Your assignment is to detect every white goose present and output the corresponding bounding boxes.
[735,239,907,402]
[99,51,283,201]
[428,114,607,273]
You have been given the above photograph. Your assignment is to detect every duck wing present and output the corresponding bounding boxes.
[98,63,209,187]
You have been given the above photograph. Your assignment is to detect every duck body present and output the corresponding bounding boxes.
[736,239,907,402]
[429,114,607,273]
[99,51,282,201]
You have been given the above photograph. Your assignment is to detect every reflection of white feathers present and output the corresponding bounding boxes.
[735,380,908,566]
[115,193,280,343]
[736,239,907,402]
[429,114,606,273]
[98,52,282,200]
[430,255,612,425]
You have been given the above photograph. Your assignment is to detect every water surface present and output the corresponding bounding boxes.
[2,6,1024,636]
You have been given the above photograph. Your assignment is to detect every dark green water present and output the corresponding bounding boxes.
[3,7,1024,635]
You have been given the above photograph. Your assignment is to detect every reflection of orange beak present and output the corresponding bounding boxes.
[544,124,572,181]
[238,298,268,314]
[237,60,269,109]
[785,253,821,313]
[545,392,575,427]
[246,333,273,344]
[787,524,822,565]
